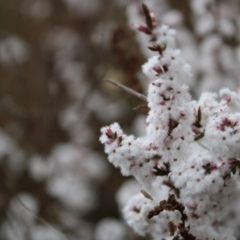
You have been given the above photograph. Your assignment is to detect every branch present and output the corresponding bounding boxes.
[105,79,147,102]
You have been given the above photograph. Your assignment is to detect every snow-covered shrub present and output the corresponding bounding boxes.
[100,4,240,240]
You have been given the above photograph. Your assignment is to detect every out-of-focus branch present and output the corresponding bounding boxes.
[16,198,69,240]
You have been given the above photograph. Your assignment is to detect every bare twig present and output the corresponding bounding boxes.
[16,198,69,240]
[132,104,148,110]
[105,79,147,102]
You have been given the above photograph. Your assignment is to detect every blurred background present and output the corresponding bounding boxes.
[0,0,240,239]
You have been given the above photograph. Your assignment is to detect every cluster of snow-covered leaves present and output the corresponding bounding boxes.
[100,4,240,240]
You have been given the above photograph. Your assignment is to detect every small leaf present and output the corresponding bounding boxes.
[194,106,202,128]
[197,107,202,125]
[142,3,153,30]
[194,131,204,141]
[141,190,153,200]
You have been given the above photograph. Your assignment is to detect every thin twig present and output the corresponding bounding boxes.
[132,104,148,110]
[16,198,69,240]
[105,79,147,102]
